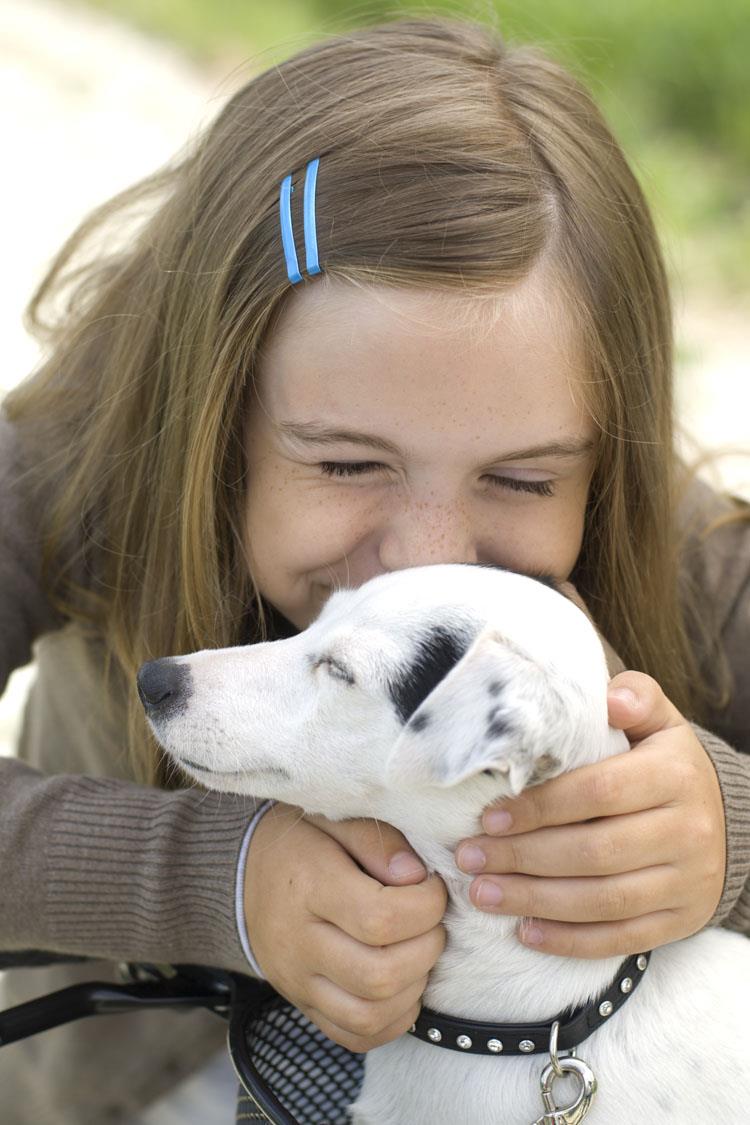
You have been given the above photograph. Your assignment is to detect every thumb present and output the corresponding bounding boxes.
[305,813,427,886]
[607,670,684,741]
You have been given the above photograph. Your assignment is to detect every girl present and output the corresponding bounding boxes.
[1,16,748,1124]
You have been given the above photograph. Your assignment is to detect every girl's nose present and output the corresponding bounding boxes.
[377,499,479,571]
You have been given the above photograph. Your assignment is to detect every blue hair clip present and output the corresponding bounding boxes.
[279,173,302,284]
[303,158,321,277]
[279,157,322,285]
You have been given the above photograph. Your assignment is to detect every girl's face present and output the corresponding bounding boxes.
[244,273,597,630]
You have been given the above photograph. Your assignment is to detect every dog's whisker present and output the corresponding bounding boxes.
[323,562,344,593]
[250,805,307,857]
[157,747,181,789]
[362,810,388,862]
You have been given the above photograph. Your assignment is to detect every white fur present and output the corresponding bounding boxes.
[145,565,750,1123]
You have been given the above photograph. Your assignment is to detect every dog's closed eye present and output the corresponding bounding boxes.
[312,655,355,685]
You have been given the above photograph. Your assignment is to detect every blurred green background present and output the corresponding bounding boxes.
[80,0,749,296]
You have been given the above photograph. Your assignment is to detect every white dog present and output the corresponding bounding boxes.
[139,565,749,1124]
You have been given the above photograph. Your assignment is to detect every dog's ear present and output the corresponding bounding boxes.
[384,629,566,794]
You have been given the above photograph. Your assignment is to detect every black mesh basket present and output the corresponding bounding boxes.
[229,988,365,1124]
[0,957,364,1125]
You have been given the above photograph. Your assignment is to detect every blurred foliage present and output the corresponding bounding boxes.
[79,0,750,293]
[79,0,750,156]
[319,0,750,163]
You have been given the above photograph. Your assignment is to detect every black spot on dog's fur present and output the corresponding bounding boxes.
[389,625,471,724]
[486,706,510,740]
[487,680,503,698]
[410,712,431,732]
[486,715,510,740]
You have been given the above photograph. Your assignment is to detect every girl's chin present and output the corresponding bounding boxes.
[280,582,333,630]
[283,573,368,630]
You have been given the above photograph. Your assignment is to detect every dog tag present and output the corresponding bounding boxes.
[532,1055,597,1125]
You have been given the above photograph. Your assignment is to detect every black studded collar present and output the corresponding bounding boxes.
[409,952,650,1056]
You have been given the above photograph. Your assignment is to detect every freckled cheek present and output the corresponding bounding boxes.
[245,474,376,576]
[550,492,589,577]
[490,495,588,580]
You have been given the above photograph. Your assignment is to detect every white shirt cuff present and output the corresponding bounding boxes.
[234,798,276,978]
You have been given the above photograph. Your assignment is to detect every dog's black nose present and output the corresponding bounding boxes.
[137,659,190,713]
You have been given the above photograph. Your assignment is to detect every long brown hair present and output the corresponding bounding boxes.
[4,17,725,785]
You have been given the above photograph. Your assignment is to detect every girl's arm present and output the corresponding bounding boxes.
[0,412,257,971]
[0,755,262,972]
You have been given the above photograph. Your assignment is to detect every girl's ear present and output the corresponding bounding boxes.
[384,630,567,794]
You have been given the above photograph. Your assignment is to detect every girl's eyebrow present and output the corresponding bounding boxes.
[276,420,594,463]
[277,420,401,454]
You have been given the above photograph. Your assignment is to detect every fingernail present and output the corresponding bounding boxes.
[388,851,426,880]
[457,844,486,873]
[519,921,544,945]
[609,687,638,707]
[484,809,512,834]
[475,880,504,907]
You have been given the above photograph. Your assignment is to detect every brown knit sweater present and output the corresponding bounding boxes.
[1,412,748,1123]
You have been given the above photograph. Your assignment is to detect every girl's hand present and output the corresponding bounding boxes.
[244,803,446,1051]
[455,671,727,957]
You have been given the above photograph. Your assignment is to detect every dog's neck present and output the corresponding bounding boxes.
[399,828,624,1026]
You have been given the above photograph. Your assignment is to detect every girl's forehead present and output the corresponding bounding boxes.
[266,270,574,351]
[255,272,589,434]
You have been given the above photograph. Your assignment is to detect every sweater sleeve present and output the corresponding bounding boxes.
[713,537,750,933]
[696,728,750,935]
[699,525,750,935]
[0,756,263,974]
[0,411,261,974]
[682,486,750,936]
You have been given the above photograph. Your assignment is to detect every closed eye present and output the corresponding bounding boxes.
[312,655,355,685]
[318,462,555,497]
[319,461,382,478]
[486,476,554,497]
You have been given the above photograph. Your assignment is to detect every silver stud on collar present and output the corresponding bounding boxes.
[427,1027,442,1043]
[519,1040,536,1053]
[598,1000,614,1017]
[620,977,633,994]
[457,1035,472,1050]
[637,954,648,971]
[487,1039,503,1053]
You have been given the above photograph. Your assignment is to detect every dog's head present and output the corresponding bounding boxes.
[138,565,627,842]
